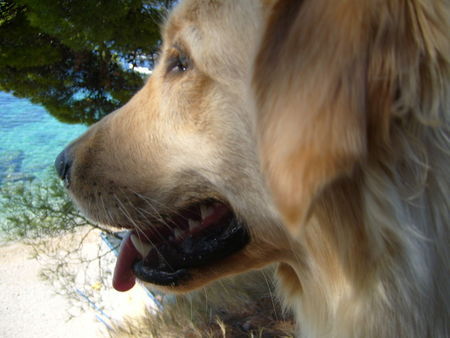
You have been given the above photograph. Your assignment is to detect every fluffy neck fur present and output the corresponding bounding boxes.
[276,88,449,338]
[267,1,450,336]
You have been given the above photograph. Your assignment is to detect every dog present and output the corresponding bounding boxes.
[55,0,449,337]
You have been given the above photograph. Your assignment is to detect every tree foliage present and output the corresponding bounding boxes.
[0,170,105,240]
[0,0,174,124]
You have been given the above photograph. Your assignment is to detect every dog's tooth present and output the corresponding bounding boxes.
[200,205,214,220]
[188,219,201,231]
[174,228,183,239]
[130,234,152,257]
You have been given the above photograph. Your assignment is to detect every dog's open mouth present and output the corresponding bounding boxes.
[112,200,249,291]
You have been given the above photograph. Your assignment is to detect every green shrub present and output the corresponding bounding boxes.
[0,169,111,241]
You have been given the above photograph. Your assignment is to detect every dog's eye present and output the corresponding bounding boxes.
[168,54,190,74]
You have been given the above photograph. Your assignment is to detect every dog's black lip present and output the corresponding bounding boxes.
[132,217,250,286]
[132,263,189,287]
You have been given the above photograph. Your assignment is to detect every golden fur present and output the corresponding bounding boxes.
[61,0,449,337]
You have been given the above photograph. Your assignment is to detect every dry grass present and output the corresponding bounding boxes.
[110,268,295,337]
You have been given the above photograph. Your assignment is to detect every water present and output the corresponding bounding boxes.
[0,92,87,185]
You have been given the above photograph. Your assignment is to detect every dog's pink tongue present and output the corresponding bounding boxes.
[113,231,139,292]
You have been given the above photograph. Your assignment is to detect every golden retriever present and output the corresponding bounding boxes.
[55,0,449,337]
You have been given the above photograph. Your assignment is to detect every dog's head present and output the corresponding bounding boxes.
[55,0,448,293]
[55,0,291,293]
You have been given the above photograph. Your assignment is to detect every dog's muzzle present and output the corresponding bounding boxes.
[55,148,73,187]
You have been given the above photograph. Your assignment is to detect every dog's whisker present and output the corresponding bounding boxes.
[126,188,186,235]
[130,189,186,219]
[113,194,143,231]
[113,193,178,271]
[99,194,114,227]
[116,189,159,235]
[113,195,176,270]
[117,188,168,231]
[126,189,172,222]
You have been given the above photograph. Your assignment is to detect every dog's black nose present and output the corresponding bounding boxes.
[54,149,72,183]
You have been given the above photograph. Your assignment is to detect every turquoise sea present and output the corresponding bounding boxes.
[0,91,87,185]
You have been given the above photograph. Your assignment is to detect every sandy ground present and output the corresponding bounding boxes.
[0,238,151,338]
[0,241,105,338]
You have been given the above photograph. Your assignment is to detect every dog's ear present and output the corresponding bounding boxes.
[254,0,369,235]
[254,0,449,235]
